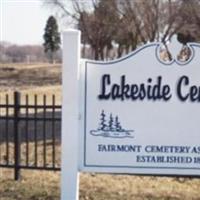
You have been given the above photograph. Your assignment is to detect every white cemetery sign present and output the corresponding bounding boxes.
[61,30,200,200]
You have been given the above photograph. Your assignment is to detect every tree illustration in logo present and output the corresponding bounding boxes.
[115,116,122,131]
[91,110,134,138]
[99,110,106,130]
[109,113,114,131]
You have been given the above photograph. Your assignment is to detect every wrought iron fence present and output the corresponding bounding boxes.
[0,91,61,180]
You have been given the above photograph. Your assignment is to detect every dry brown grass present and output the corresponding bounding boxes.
[0,169,60,200]
[0,63,61,92]
[0,63,200,200]
[0,170,200,200]
[0,86,61,106]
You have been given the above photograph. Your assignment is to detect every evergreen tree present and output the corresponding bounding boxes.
[99,110,106,130]
[43,16,60,63]
[109,114,114,131]
[115,116,122,131]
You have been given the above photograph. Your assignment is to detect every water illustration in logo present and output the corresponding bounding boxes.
[90,110,134,138]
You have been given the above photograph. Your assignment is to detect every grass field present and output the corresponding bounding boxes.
[0,63,61,92]
[1,170,200,200]
[0,63,200,200]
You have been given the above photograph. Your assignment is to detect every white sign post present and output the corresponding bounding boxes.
[62,30,200,200]
[61,30,80,200]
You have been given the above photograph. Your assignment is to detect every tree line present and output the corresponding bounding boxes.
[44,0,200,60]
[0,42,61,63]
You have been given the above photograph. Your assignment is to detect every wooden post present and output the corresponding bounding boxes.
[61,30,81,200]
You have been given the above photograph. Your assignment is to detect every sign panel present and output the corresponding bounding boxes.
[80,38,200,176]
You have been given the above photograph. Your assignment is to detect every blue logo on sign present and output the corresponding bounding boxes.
[90,110,134,138]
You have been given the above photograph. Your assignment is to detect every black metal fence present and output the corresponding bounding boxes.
[0,91,61,180]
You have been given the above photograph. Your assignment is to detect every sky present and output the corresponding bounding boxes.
[1,0,57,45]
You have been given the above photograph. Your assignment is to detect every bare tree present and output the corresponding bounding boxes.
[117,0,185,44]
[76,0,119,60]
[177,0,200,42]
[43,0,119,60]
[42,0,200,60]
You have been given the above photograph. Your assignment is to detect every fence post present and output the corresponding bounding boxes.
[14,91,21,181]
